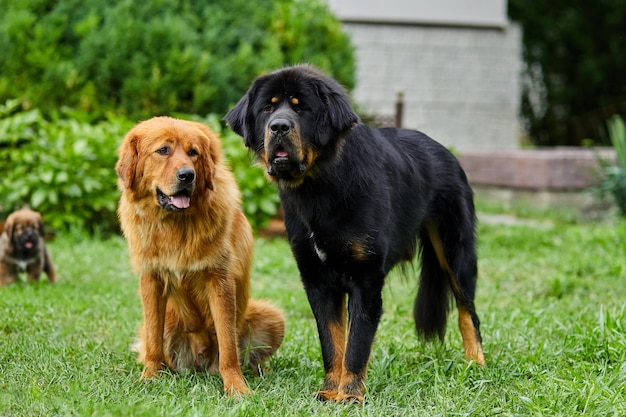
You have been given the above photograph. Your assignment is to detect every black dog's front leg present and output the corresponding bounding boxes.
[304,282,347,401]
[336,279,384,403]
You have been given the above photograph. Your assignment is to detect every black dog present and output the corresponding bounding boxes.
[226,64,484,403]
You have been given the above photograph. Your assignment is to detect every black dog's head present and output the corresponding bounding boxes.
[225,64,360,188]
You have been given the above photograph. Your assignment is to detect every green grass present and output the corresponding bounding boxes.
[1,213,626,416]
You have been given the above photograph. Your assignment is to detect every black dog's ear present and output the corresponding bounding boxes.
[225,94,253,148]
[316,79,360,146]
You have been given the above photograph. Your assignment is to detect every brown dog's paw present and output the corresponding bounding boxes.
[222,370,251,397]
[140,363,163,380]
[224,381,252,397]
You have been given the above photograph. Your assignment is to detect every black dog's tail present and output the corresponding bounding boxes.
[413,220,457,341]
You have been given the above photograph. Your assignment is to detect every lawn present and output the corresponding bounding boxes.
[1,208,625,416]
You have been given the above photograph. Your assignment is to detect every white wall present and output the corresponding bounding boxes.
[327,0,508,28]
[326,0,522,150]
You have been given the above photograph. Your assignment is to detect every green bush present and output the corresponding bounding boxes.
[0,101,279,233]
[0,100,131,233]
[0,0,355,121]
[593,115,626,216]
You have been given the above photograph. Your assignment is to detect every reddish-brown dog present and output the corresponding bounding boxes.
[0,207,56,286]
[116,116,285,396]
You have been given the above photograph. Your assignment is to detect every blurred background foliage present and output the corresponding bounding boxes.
[2,1,626,232]
[0,0,354,234]
[0,99,129,233]
[509,0,626,147]
[0,0,355,120]
[0,100,280,234]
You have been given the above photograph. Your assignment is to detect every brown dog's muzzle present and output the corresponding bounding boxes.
[157,167,196,211]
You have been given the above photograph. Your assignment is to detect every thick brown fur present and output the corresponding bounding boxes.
[116,116,285,396]
[0,207,56,286]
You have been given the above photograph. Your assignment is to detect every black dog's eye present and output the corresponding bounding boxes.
[263,105,273,113]
[188,148,198,157]
[156,146,171,155]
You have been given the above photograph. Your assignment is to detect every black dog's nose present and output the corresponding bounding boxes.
[269,119,292,135]
[176,168,195,184]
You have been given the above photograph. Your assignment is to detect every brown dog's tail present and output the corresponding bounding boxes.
[238,299,285,373]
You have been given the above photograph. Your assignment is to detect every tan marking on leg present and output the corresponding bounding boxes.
[427,220,485,365]
[458,305,485,365]
[317,306,346,401]
[425,220,461,295]
[335,367,366,404]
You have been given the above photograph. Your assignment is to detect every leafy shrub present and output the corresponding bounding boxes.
[0,0,355,121]
[0,100,131,233]
[593,115,626,216]
[0,101,279,233]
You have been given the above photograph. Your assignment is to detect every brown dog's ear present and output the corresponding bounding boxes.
[116,133,139,190]
[196,123,224,191]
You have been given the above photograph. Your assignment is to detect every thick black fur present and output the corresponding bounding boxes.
[226,64,483,401]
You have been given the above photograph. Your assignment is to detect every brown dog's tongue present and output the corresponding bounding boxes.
[171,195,190,209]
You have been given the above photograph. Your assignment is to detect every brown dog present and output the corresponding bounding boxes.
[116,116,285,396]
[0,207,56,286]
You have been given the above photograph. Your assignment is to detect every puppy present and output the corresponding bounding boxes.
[0,207,56,286]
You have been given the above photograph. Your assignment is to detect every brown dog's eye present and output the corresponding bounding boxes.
[156,146,170,155]
[188,149,198,157]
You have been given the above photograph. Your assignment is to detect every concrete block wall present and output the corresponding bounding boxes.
[343,22,522,151]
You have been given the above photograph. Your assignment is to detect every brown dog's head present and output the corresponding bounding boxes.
[116,117,222,212]
[225,64,360,188]
[4,207,45,257]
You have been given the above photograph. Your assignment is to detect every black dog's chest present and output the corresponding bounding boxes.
[308,230,379,270]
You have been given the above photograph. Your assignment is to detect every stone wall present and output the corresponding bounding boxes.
[458,148,616,217]
[342,22,522,151]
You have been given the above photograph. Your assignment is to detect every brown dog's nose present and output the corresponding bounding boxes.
[269,119,292,135]
[176,168,195,184]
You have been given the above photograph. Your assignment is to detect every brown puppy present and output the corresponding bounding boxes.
[116,116,285,396]
[0,207,56,286]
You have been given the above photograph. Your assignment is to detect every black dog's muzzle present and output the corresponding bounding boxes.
[266,114,306,179]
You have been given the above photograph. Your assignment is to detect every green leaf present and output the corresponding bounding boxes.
[30,189,47,208]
